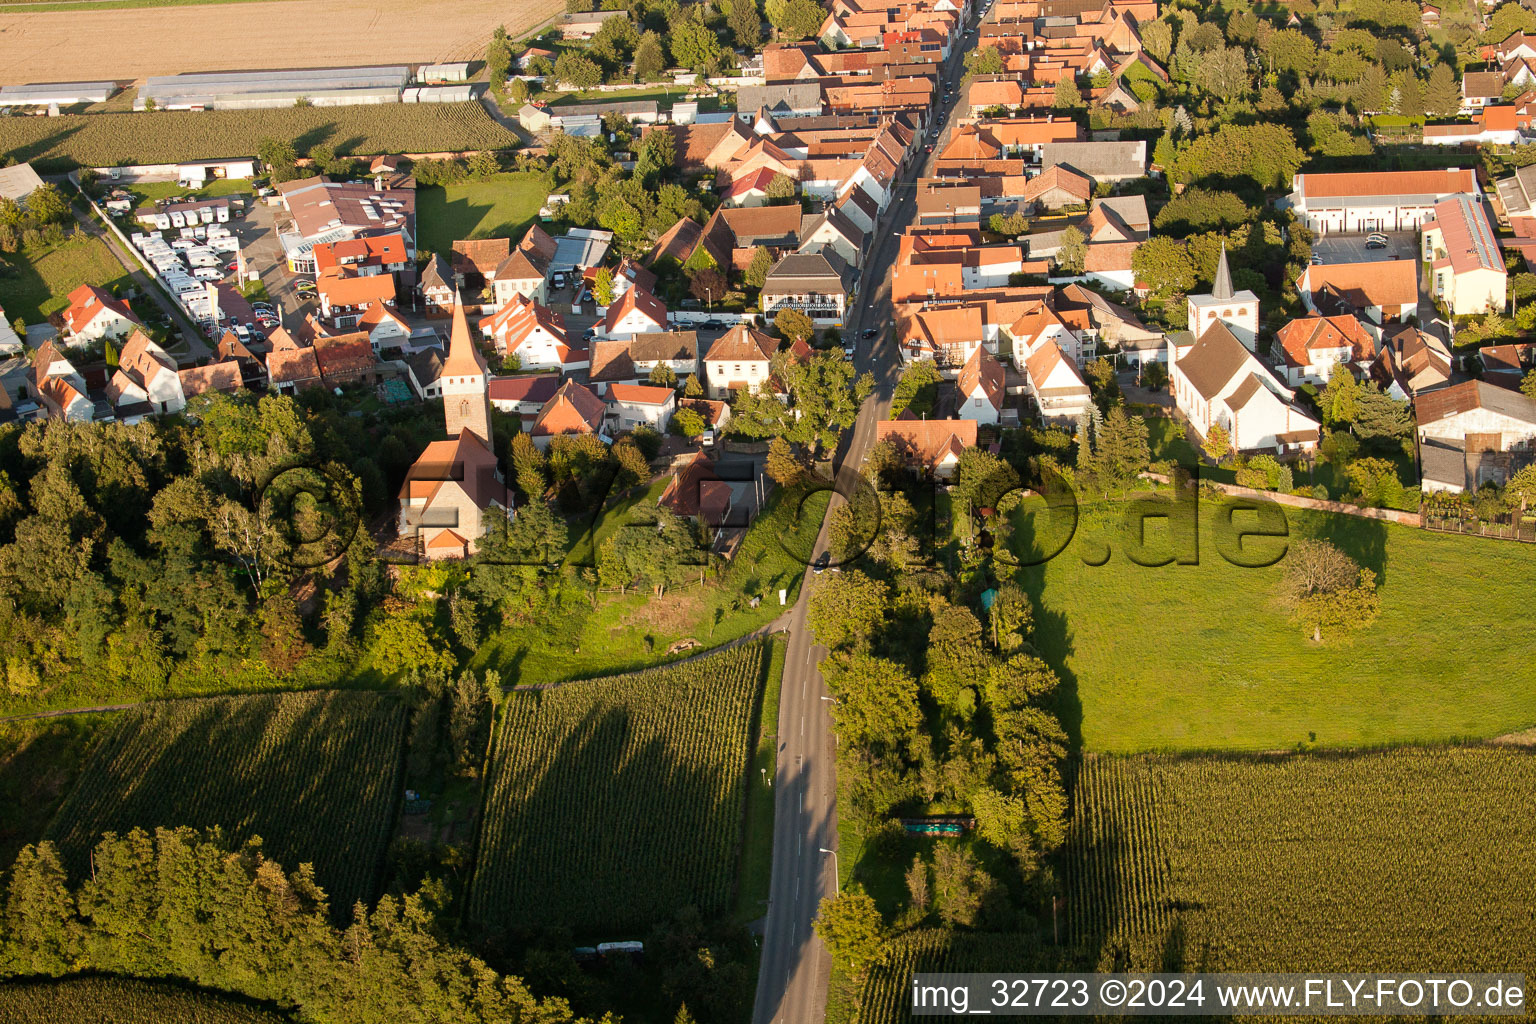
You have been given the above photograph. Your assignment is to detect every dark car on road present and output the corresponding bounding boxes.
[813,551,830,574]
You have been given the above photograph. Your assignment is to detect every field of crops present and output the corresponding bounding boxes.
[0,976,291,1023]
[857,931,1064,1024]
[0,104,518,172]
[1065,748,1536,972]
[46,691,405,912]
[469,640,772,931]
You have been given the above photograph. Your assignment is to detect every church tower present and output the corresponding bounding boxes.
[1187,243,1260,351]
[440,290,493,446]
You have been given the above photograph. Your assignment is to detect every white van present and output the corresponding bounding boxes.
[187,248,220,268]
[193,267,224,282]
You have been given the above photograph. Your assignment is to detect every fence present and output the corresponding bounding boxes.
[1140,472,1423,527]
[1421,515,1536,543]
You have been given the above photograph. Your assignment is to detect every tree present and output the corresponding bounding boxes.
[1200,46,1250,101]
[815,884,885,976]
[827,652,922,750]
[1054,225,1087,276]
[689,267,727,305]
[510,432,548,500]
[1141,18,1173,61]
[965,45,1004,75]
[671,18,724,72]
[765,436,806,484]
[729,0,763,50]
[26,183,67,224]
[468,150,500,178]
[1523,369,1536,401]
[257,138,300,183]
[1201,422,1231,461]
[765,172,798,201]
[1131,236,1196,299]
[635,128,675,185]
[672,405,706,437]
[1262,27,1317,77]
[1092,407,1150,487]
[807,569,889,649]
[892,358,943,417]
[1319,362,1361,427]
[1425,62,1460,118]
[1352,388,1412,446]
[487,26,512,86]
[774,308,814,343]
[1281,539,1379,642]
[1052,76,1085,110]
[648,362,678,388]
[554,52,603,89]
[768,0,827,41]
[633,32,667,81]
[743,246,773,289]
[593,267,615,306]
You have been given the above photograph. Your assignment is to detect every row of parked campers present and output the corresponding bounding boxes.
[133,226,237,287]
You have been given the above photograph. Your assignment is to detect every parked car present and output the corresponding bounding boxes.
[1310,253,1324,265]
[1366,232,1389,243]
[813,550,830,574]
[1365,239,1388,250]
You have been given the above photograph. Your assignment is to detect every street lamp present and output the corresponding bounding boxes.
[819,695,841,705]
[820,847,840,892]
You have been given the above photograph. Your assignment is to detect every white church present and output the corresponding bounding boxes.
[1167,246,1321,455]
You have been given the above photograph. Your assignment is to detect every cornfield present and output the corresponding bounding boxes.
[46,691,405,913]
[469,640,771,932]
[857,931,1065,1024]
[1065,748,1536,973]
[0,104,518,172]
[0,976,290,1023]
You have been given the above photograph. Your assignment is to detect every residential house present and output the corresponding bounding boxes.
[1462,70,1505,114]
[405,347,446,401]
[600,286,669,341]
[1295,260,1419,324]
[487,374,562,425]
[312,234,408,279]
[630,330,701,381]
[957,345,1006,425]
[1274,315,1378,387]
[28,341,93,422]
[266,346,324,394]
[63,284,140,343]
[1370,325,1452,400]
[761,251,852,325]
[316,272,397,329]
[177,360,243,401]
[357,301,413,354]
[480,295,571,370]
[658,451,734,528]
[607,383,677,432]
[1416,380,1536,492]
[1057,283,1165,367]
[704,324,779,399]
[530,380,610,450]
[107,330,184,414]
[1421,195,1508,316]
[420,253,455,315]
[798,208,867,267]
[1038,140,1147,183]
[1022,338,1092,424]
[561,9,629,39]
[314,333,379,386]
[874,418,978,479]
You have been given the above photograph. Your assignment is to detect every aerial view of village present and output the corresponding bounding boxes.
[0,0,1533,1018]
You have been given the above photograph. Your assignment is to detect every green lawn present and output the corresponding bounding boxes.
[1012,499,1536,753]
[416,171,553,256]
[123,178,254,203]
[545,85,692,107]
[470,486,830,688]
[0,233,133,325]
[735,634,785,924]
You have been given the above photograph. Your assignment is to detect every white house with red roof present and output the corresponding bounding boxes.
[312,234,408,278]
[63,284,140,343]
[107,330,184,415]
[599,286,669,341]
[487,373,562,426]
[356,301,412,354]
[1001,300,1090,370]
[957,346,1006,426]
[607,382,677,432]
[1286,169,1479,235]
[703,324,778,399]
[28,340,94,422]
[874,418,978,480]
[479,294,571,370]
[1274,315,1379,387]
[1421,195,1507,316]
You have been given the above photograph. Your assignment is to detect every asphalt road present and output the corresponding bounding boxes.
[749,20,980,1024]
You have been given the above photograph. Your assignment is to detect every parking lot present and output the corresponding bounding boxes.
[1311,231,1419,265]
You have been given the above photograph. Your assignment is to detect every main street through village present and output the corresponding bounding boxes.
[751,10,986,1022]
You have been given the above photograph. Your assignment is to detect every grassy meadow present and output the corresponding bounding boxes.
[1012,498,1536,752]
